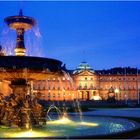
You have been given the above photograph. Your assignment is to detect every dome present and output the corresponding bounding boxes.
[73,62,95,74]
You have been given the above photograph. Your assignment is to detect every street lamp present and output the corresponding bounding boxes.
[124,93,128,104]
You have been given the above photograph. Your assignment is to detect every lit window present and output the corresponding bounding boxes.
[58,93,60,97]
[53,93,55,98]
[79,92,82,98]
[84,83,87,89]
[79,83,82,89]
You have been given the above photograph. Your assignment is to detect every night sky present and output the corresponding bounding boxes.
[0,1,140,70]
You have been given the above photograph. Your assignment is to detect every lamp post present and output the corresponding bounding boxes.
[124,93,128,104]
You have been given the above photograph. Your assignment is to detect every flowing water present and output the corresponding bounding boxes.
[0,23,43,57]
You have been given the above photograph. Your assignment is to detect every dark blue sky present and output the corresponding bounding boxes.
[0,1,140,70]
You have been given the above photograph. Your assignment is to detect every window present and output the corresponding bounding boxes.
[33,85,37,90]
[133,78,135,81]
[90,84,93,89]
[84,83,87,89]
[85,77,87,80]
[58,93,60,97]
[133,86,136,90]
[79,83,82,89]
[53,93,55,98]
[48,92,50,98]
[100,77,102,80]
[79,92,82,98]
[40,84,45,90]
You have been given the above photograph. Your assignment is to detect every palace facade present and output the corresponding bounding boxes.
[33,62,140,102]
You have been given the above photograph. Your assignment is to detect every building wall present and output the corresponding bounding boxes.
[99,75,139,100]
[32,70,140,101]
[33,77,76,101]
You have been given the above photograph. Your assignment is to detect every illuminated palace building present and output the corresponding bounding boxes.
[1,61,140,102]
[33,62,140,102]
[29,62,140,101]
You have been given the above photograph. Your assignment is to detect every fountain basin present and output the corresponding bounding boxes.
[0,116,139,138]
[0,56,64,80]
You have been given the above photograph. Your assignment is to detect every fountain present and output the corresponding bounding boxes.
[0,10,64,129]
[0,10,140,138]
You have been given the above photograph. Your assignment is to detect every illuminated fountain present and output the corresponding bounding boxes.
[0,10,64,129]
[0,10,139,138]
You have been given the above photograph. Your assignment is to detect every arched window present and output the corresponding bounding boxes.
[84,83,87,89]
